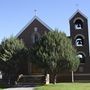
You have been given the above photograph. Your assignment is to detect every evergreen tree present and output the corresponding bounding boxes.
[30,30,80,84]
[0,36,28,85]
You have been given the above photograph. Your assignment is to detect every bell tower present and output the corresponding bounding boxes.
[69,10,89,63]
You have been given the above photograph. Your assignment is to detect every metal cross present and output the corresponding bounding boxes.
[34,9,37,16]
[76,4,79,9]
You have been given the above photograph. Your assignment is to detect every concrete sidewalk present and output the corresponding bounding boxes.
[4,87,34,90]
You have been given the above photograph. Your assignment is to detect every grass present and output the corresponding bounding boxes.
[35,83,90,90]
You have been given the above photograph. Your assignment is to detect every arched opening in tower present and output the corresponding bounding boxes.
[75,19,83,30]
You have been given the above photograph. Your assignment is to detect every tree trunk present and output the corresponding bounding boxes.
[72,71,74,83]
[54,75,57,84]
[52,74,57,84]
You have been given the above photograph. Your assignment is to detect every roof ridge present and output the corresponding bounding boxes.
[16,16,52,37]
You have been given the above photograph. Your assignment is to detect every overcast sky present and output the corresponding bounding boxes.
[0,0,90,42]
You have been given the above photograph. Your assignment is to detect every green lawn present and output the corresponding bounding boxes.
[35,83,90,90]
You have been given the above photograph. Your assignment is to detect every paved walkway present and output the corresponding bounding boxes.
[4,87,34,90]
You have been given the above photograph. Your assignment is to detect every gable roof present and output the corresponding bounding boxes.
[69,9,88,21]
[16,16,52,37]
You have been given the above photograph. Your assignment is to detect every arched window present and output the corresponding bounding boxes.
[34,34,39,42]
[32,33,40,43]
[75,19,83,30]
[77,53,85,63]
[75,36,84,46]
[32,27,40,43]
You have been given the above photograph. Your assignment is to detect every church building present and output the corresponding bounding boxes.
[16,10,90,82]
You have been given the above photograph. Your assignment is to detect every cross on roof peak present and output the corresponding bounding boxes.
[34,9,37,16]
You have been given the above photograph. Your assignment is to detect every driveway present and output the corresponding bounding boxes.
[4,87,34,90]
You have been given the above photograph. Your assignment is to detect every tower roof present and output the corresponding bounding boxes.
[69,10,88,21]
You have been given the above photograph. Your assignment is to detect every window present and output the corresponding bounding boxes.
[77,53,85,63]
[32,27,40,43]
[75,19,83,30]
[34,34,39,42]
[32,33,40,43]
[75,36,84,46]
[34,27,38,32]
